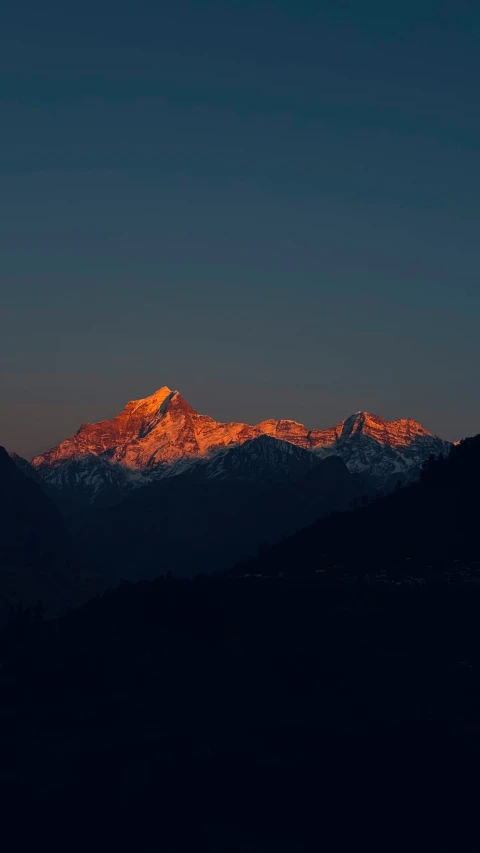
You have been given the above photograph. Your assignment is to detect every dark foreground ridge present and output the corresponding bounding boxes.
[0,447,102,614]
[239,434,480,582]
[2,575,480,851]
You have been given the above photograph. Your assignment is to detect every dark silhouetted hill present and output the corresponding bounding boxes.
[2,575,480,850]
[0,447,99,615]
[238,436,480,578]
[73,446,372,581]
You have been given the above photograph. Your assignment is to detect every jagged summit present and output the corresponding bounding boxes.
[125,385,175,417]
[31,386,451,502]
[32,385,253,474]
[339,411,433,447]
[130,385,173,405]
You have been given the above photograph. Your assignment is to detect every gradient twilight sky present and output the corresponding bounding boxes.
[2,0,480,458]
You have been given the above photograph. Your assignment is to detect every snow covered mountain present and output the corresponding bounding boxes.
[312,411,452,484]
[31,386,451,504]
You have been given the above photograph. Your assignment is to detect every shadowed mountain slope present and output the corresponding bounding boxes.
[237,436,480,578]
[74,439,371,581]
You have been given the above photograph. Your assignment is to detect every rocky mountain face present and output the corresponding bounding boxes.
[33,387,254,472]
[31,386,451,504]
[313,411,452,484]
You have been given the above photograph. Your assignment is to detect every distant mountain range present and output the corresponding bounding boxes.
[30,386,451,506]
[2,387,455,588]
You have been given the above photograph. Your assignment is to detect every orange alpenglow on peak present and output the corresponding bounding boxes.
[123,386,174,413]
[31,386,450,484]
[337,411,433,447]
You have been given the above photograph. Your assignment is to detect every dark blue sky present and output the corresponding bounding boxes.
[2,0,480,457]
